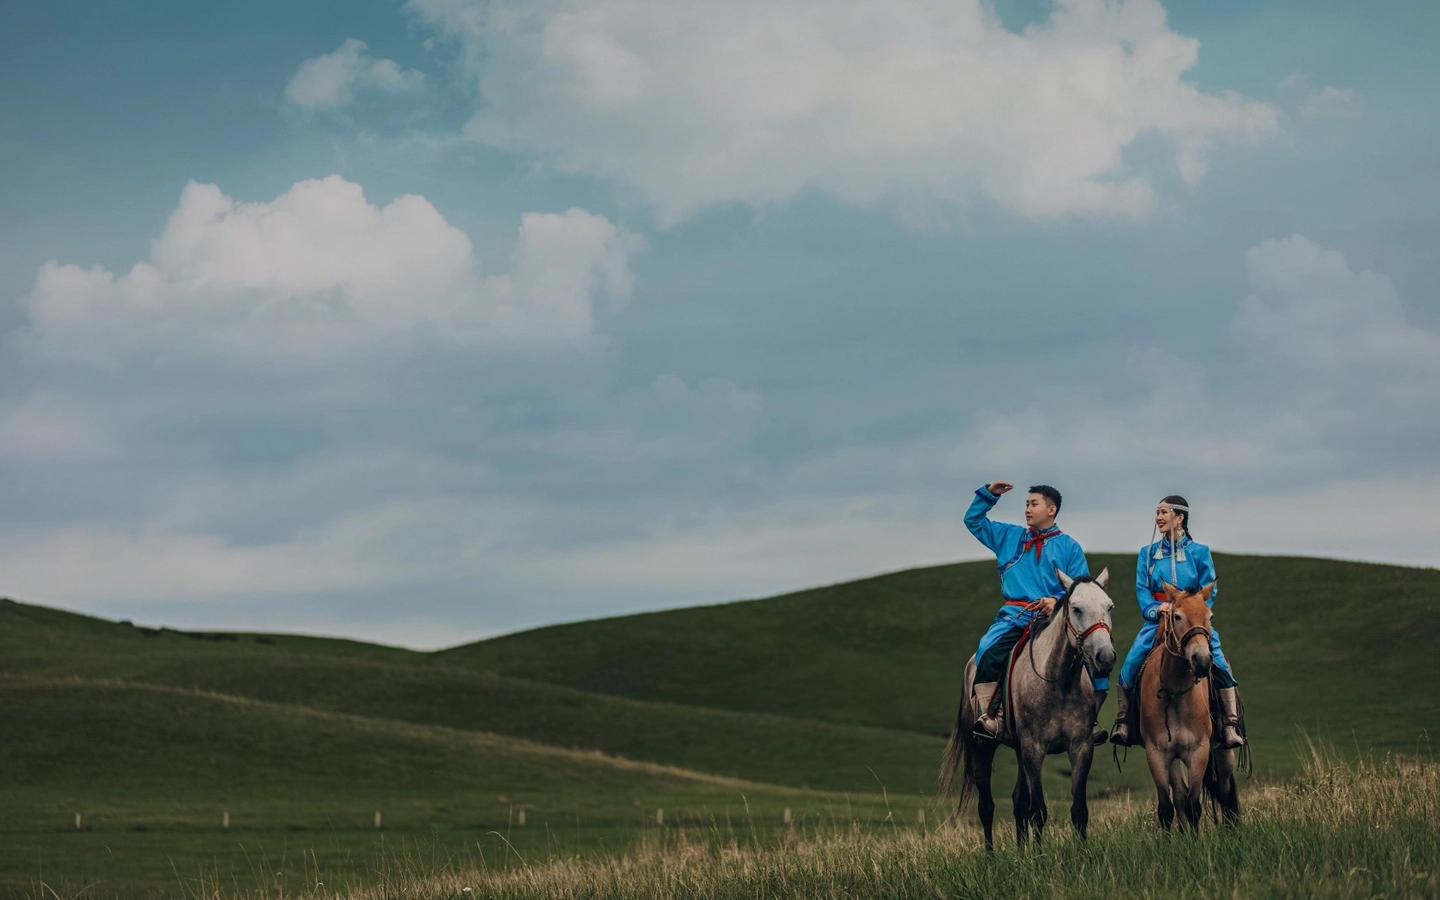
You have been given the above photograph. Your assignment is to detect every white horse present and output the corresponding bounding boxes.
[939,568,1117,850]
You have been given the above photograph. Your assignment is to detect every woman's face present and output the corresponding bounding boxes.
[1155,504,1185,535]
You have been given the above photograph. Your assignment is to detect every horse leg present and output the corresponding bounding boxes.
[1067,738,1096,840]
[972,738,998,852]
[1168,756,1192,832]
[1017,738,1048,845]
[1217,748,1241,825]
[1012,766,1030,846]
[1181,743,1210,829]
[1145,744,1174,831]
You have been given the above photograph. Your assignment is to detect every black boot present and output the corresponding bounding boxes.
[1091,689,1109,744]
[1110,688,1133,746]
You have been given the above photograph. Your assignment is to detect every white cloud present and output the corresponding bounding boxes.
[1232,235,1440,401]
[1280,74,1364,120]
[1298,86,1364,120]
[0,392,120,461]
[284,38,424,112]
[411,0,1278,224]
[19,176,641,365]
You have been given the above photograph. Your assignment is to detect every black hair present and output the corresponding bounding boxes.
[1161,494,1191,537]
[1028,484,1062,515]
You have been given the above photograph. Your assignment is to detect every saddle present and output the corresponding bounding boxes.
[982,620,1043,741]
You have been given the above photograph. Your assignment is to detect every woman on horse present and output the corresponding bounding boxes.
[1110,495,1244,748]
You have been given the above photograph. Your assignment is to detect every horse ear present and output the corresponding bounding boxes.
[1162,582,1182,601]
[1199,581,1217,603]
[1056,568,1074,590]
[1094,567,1109,589]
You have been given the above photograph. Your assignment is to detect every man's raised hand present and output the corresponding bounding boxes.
[988,481,1014,496]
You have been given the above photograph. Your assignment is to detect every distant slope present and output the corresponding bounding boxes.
[2,676,915,896]
[0,676,833,818]
[0,599,939,794]
[438,554,1440,773]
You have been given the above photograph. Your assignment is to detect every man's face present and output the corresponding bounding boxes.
[1025,492,1057,530]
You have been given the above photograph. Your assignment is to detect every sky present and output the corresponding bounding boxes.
[2,0,1437,648]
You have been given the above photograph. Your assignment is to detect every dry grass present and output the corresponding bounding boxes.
[313,749,1438,900]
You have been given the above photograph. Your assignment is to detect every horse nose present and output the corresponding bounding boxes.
[1095,647,1116,673]
[1192,650,1212,677]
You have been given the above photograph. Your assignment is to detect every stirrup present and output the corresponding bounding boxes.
[974,714,1002,740]
[1109,723,1132,747]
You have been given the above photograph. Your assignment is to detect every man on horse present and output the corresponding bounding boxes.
[964,481,1107,739]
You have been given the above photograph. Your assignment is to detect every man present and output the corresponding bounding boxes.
[964,480,1105,738]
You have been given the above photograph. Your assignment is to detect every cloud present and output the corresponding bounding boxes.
[19,176,641,365]
[1280,74,1364,120]
[0,392,120,462]
[914,235,1438,519]
[410,0,1278,224]
[1232,235,1440,403]
[284,38,424,112]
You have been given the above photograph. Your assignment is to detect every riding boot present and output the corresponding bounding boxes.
[1109,688,1132,746]
[1218,686,1245,748]
[973,681,1002,739]
[1090,690,1109,744]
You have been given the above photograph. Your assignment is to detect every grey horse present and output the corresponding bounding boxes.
[938,568,1117,850]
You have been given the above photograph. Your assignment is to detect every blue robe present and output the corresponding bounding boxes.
[964,486,1100,688]
[1119,535,1236,689]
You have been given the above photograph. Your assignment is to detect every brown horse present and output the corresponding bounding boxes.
[1138,582,1238,829]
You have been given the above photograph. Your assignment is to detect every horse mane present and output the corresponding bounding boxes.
[1030,575,1094,636]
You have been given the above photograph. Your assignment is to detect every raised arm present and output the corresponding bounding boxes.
[964,484,1009,554]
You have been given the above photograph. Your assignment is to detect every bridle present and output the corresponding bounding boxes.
[1156,605,1213,700]
[1154,605,1213,742]
[1161,610,1211,674]
[1028,591,1112,684]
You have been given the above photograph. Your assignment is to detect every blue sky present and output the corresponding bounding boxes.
[3,0,1437,647]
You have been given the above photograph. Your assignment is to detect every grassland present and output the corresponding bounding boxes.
[1,554,1436,898]
[349,751,1440,900]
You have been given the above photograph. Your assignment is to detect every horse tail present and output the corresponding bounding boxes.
[1201,744,1223,818]
[937,701,975,813]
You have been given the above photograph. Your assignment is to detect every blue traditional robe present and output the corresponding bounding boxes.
[1119,535,1236,689]
[964,486,1100,688]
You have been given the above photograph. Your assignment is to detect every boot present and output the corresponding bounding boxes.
[973,681,1001,739]
[1109,687,1132,746]
[1090,690,1109,745]
[1218,687,1245,748]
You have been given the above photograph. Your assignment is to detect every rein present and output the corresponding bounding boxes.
[1155,610,1212,742]
[1026,595,1111,685]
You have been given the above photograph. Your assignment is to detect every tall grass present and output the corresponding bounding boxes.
[344,750,1437,900]
[20,752,1437,899]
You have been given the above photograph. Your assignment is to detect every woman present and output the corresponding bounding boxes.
[1110,495,1244,748]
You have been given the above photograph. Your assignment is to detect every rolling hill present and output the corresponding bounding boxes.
[1,553,1435,897]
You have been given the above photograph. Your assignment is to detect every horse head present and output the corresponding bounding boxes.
[1056,567,1116,681]
[1162,582,1216,679]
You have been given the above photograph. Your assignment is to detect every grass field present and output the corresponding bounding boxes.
[348,751,1440,900]
[1,554,1436,897]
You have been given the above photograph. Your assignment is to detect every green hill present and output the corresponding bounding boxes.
[439,554,1440,772]
[2,554,1436,897]
[0,599,938,795]
[2,676,905,896]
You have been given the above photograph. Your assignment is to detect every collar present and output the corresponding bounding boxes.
[1155,535,1191,553]
[1028,525,1061,538]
